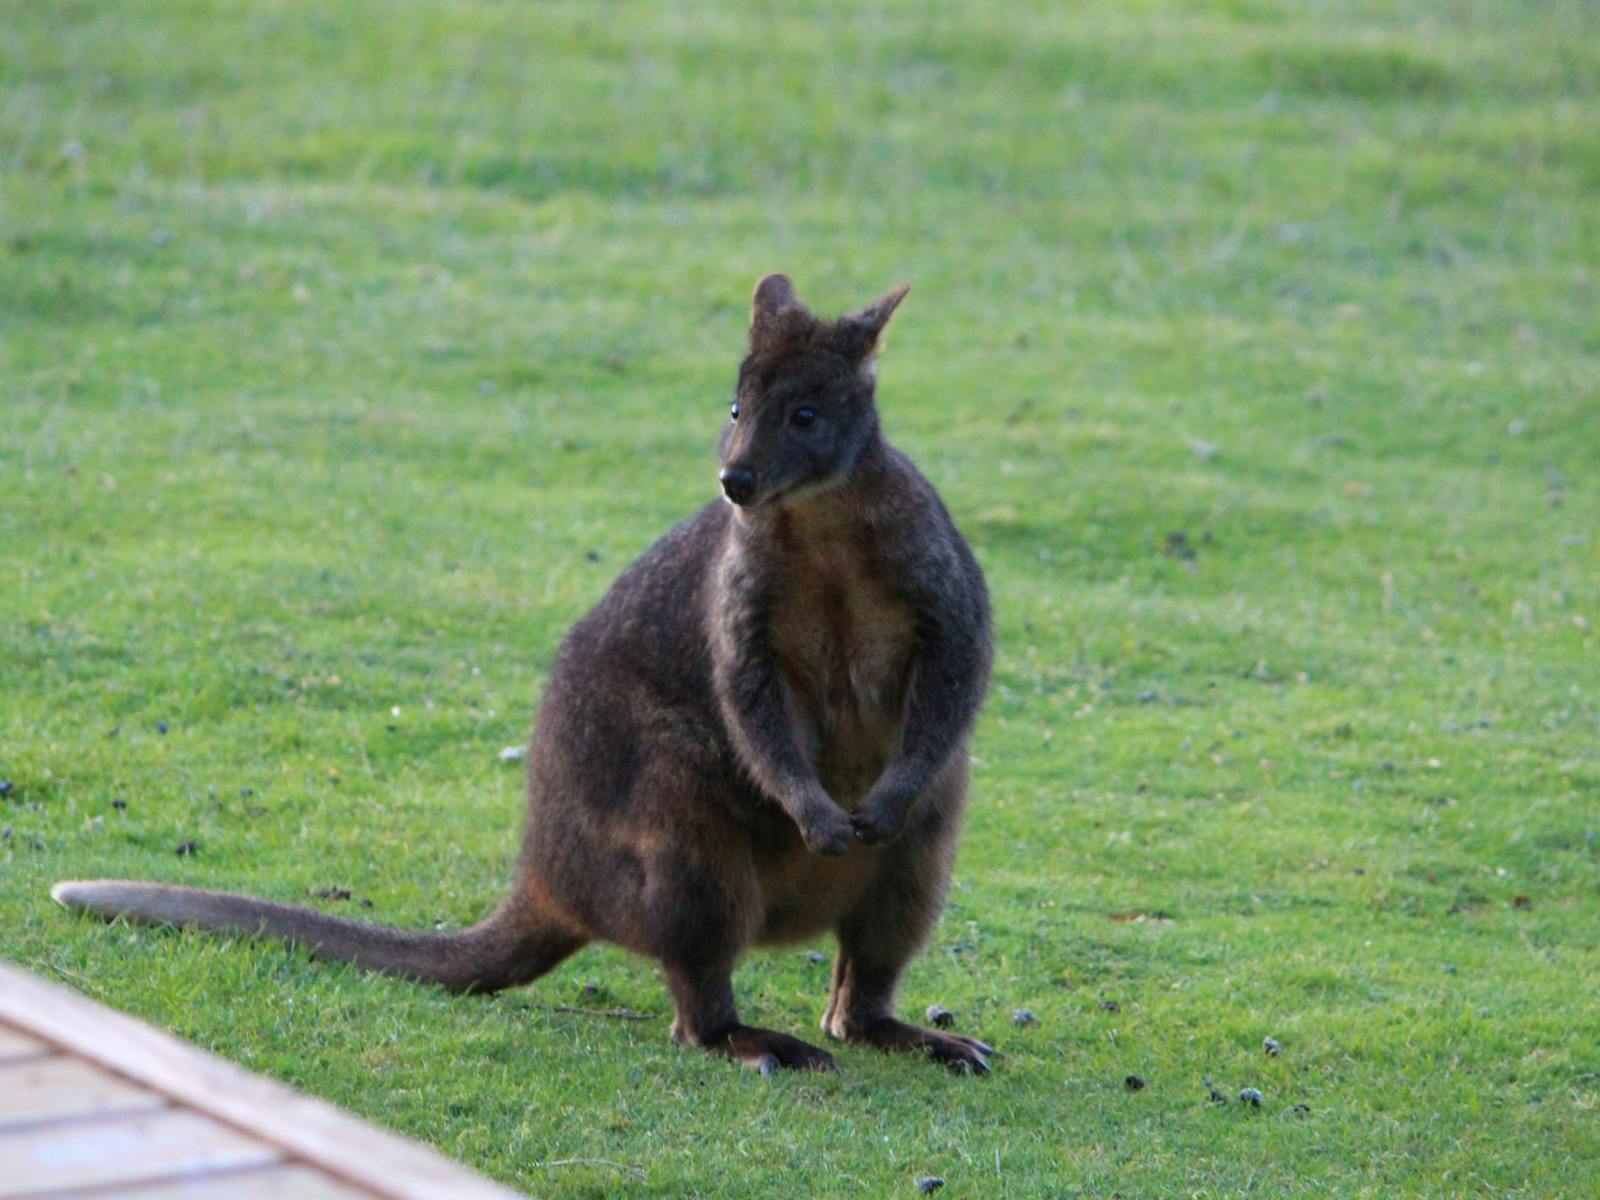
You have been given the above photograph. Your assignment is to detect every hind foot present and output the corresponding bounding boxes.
[830,1016,993,1074]
[686,1023,839,1074]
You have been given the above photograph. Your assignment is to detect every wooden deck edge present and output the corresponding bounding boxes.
[0,961,530,1200]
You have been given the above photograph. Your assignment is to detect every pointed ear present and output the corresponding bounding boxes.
[752,273,797,327]
[831,282,910,361]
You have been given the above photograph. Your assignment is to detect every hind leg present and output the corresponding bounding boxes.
[822,947,993,1073]
[626,815,837,1073]
[665,959,837,1074]
[821,781,992,1074]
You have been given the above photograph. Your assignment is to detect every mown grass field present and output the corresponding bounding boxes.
[3,1,1597,1195]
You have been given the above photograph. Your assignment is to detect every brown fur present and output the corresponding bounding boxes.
[52,275,995,1074]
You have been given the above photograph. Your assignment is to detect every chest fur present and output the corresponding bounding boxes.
[767,533,915,803]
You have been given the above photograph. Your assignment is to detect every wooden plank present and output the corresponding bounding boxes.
[0,1023,49,1064]
[0,1054,167,1133]
[0,963,528,1200]
[0,1108,280,1198]
[44,1163,381,1200]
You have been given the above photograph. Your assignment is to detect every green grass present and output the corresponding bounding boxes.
[3,0,1598,1195]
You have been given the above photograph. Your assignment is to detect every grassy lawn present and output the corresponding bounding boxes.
[3,0,1598,1195]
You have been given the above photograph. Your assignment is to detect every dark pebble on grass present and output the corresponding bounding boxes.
[1263,1037,1281,1056]
[358,898,373,908]
[174,840,197,856]
[806,950,827,964]
[1137,690,1158,703]
[0,780,12,798]
[1511,894,1533,910]
[311,886,352,901]
[1125,1074,1146,1091]
[1098,999,1120,1012]
[1290,1103,1311,1115]
[1163,531,1196,560]
[1012,1008,1038,1027]
[157,721,169,734]
[925,1004,955,1028]
[914,1177,945,1196]
[112,798,126,811]
[1240,1088,1263,1107]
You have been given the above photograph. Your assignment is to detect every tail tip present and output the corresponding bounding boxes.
[51,880,91,909]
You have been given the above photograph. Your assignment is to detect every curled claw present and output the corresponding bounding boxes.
[849,803,901,845]
[928,1033,993,1075]
[799,804,855,857]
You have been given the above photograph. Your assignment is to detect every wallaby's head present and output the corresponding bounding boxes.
[718,274,909,508]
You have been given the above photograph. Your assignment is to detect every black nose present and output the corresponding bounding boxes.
[719,466,756,505]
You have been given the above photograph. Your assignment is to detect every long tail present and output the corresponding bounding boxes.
[50,880,585,994]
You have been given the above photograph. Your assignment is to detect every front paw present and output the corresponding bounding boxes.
[850,796,907,845]
[799,804,855,857]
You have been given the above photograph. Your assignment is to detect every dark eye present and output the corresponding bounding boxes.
[790,407,816,428]
[730,403,740,421]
